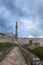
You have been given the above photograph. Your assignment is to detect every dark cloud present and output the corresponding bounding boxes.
[0,0,43,37]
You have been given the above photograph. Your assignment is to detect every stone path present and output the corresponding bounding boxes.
[0,47,27,65]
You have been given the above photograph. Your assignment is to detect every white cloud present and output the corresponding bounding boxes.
[13,0,39,15]
[19,17,43,37]
[28,35,34,38]
[0,6,11,19]
[39,35,43,38]
[20,18,33,29]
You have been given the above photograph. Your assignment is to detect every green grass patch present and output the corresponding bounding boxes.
[22,45,43,61]
[28,46,43,61]
[0,42,12,52]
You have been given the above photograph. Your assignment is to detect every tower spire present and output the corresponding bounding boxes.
[15,21,18,40]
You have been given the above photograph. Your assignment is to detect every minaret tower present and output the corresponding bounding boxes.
[15,22,18,40]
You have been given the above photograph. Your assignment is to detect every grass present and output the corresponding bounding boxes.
[28,46,43,61]
[0,42,12,52]
[22,44,43,61]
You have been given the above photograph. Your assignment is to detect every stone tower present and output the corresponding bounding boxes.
[15,22,18,40]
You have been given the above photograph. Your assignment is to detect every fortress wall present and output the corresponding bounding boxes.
[11,38,43,46]
[28,38,43,46]
[0,36,13,43]
[38,38,43,46]
[0,35,43,46]
[17,38,29,45]
[19,38,43,46]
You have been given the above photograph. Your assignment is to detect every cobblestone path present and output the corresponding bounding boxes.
[0,47,27,65]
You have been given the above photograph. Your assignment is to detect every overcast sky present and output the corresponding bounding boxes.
[0,0,43,38]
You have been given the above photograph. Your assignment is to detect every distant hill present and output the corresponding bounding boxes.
[0,33,5,35]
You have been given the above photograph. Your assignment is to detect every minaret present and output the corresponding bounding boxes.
[15,22,18,40]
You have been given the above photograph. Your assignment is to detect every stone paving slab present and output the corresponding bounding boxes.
[0,47,27,65]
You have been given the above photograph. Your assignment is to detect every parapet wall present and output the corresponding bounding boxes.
[19,46,43,65]
[0,34,43,46]
[17,38,43,46]
[28,38,43,46]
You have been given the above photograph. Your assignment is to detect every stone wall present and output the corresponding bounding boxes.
[19,46,43,65]
[0,34,43,46]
